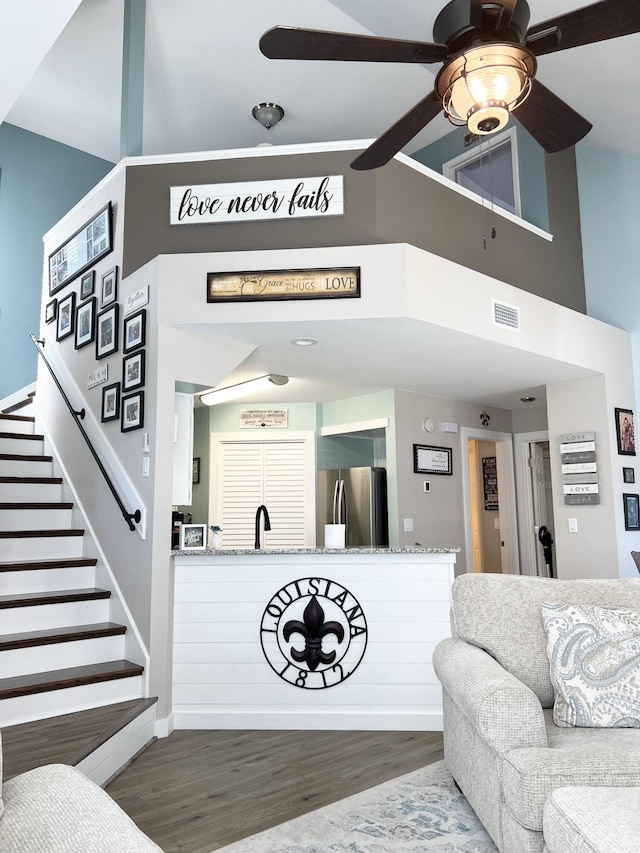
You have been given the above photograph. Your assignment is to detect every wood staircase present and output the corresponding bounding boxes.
[0,410,147,736]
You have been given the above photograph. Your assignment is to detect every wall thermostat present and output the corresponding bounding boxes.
[422,418,435,433]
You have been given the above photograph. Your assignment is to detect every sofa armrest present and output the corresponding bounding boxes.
[433,637,548,753]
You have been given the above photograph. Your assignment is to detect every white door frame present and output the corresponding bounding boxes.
[513,430,550,577]
[460,427,520,574]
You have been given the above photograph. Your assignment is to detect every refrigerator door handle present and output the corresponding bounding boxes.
[332,479,340,525]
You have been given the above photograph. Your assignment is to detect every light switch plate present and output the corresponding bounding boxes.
[404,518,414,532]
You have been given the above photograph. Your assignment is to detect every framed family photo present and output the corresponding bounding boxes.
[122,350,145,392]
[96,304,119,359]
[623,493,640,531]
[80,270,95,300]
[121,390,144,432]
[615,407,636,456]
[74,297,96,349]
[56,292,75,342]
[101,382,120,423]
[100,266,118,308]
[48,202,113,295]
[45,299,57,324]
[123,309,146,353]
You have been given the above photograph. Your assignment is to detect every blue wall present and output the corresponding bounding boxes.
[576,146,640,410]
[411,120,549,232]
[0,124,113,398]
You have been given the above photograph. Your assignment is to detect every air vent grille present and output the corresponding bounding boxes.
[492,299,520,331]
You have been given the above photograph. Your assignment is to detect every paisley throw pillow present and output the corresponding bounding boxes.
[542,602,640,728]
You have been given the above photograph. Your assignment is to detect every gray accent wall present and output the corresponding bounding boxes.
[122,147,586,312]
[0,124,113,397]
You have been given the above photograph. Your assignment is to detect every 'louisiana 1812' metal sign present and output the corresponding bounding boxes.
[260,577,368,689]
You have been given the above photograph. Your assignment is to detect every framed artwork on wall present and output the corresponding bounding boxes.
[56,292,75,342]
[74,297,96,349]
[623,493,640,531]
[121,390,144,432]
[96,304,119,359]
[615,407,636,456]
[100,266,118,308]
[193,457,200,484]
[123,309,146,353]
[122,350,145,392]
[413,443,453,475]
[623,467,635,484]
[45,299,57,324]
[48,202,112,295]
[80,270,95,300]
[101,382,120,423]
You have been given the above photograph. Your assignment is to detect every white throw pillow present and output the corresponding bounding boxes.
[541,602,640,728]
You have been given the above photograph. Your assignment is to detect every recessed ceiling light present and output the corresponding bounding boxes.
[291,337,318,347]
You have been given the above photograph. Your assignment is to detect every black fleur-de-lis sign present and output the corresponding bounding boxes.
[283,595,345,671]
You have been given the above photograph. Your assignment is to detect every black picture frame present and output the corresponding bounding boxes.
[48,202,112,295]
[413,443,453,475]
[45,299,57,324]
[56,292,75,342]
[615,407,636,456]
[100,266,118,308]
[623,493,640,531]
[74,296,96,349]
[80,270,95,300]
[193,457,200,485]
[122,350,145,392]
[96,304,119,359]
[624,467,636,484]
[101,382,120,423]
[121,390,144,432]
[123,308,146,353]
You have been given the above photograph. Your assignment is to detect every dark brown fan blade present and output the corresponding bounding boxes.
[514,79,592,153]
[527,0,640,56]
[259,26,447,64]
[351,90,442,171]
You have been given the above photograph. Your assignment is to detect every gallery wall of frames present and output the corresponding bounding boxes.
[44,201,147,434]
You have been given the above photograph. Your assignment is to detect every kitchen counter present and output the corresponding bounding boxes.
[171,547,457,731]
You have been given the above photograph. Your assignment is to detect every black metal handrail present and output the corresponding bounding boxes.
[30,334,141,532]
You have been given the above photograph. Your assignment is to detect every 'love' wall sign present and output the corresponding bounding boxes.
[170,175,344,225]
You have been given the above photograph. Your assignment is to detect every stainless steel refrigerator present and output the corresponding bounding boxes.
[316,467,389,547]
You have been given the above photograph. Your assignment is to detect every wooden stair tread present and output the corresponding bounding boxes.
[0,557,97,572]
[0,528,84,538]
[0,476,62,484]
[0,660,144,700]
[0,588,111,608]
[0,622,127,651]
[0,413,35,423]
[0,453,53,462]
[0,502,73,510]
[0,432,44,441]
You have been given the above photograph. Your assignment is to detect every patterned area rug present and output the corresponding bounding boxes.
[214,760,498,852]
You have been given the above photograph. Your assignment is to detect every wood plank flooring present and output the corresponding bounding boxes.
[106,728,444,853]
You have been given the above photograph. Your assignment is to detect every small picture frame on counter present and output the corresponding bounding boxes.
[179,523,207,550]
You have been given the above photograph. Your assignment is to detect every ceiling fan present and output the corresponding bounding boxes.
[259,0,640,170]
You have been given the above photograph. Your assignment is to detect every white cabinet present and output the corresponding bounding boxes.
[172,393,194,506]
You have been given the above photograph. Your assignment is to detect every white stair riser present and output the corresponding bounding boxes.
[0,419,35,436]
[0,508,72,531]
[0,437,44,455]
[0,599,109,633]
[76,703,156,786]
[0,481,63,502]
[0,635,126,678]
[0,458,52,477]
[0,535,83,562]
[0,566,96,595]
[0,675,143,728]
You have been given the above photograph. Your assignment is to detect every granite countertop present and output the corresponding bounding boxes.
[172,546,461,556]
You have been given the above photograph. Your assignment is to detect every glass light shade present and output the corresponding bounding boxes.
[200,374,288,406]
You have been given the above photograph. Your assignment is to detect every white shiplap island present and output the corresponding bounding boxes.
[171,547,457,731]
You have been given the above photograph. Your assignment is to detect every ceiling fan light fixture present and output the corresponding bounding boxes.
[438,45,535,136]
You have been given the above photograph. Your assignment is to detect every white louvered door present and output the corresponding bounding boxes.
[210,433,316,549]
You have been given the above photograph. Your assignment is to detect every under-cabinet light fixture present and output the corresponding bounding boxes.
[199,374,289,406]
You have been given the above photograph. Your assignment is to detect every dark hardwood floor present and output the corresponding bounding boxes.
[1,706,444,853]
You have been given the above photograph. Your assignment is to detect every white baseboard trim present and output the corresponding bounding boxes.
[77,704,157,786]
[172,710,443,732]
[154,713,175,739]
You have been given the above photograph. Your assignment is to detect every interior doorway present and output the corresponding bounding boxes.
[514,431,556,576]
[461,427,520,574]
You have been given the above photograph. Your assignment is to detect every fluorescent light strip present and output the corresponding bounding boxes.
[199,374,288,406]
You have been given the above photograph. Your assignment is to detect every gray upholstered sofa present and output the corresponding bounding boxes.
[0,732,162,852]
[433,573,640,853]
